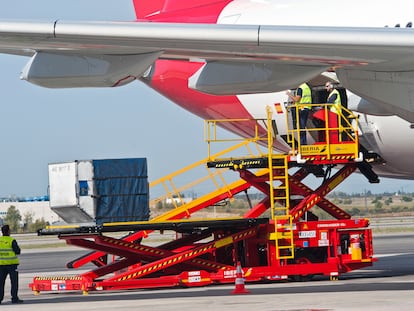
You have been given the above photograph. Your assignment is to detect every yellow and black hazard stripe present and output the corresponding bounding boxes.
[34,276,83,281]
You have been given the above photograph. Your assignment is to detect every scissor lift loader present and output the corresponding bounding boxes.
[30,104,376,294]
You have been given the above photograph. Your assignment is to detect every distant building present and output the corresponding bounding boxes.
[0,201,61,225]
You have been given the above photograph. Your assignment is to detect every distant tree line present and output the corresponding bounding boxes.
[1,205,49,233]
[328,191,414,198]
[152,190,414,220]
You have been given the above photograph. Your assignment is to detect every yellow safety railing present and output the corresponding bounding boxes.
[204,118,268,161]
[149,140,266,211]
[286,103,359,159]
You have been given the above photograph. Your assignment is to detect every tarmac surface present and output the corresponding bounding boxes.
[10,272,414,311]
[1,233,413,310]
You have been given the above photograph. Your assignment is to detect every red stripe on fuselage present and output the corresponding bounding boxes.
[143,59,262,138]
[136,1,266,139]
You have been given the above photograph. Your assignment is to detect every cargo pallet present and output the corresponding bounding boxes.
[30,104,377,294]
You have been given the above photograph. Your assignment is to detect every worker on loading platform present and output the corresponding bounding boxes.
[286,82,312,145]
[325,82,347,142]
[325,82,342,116]
[0,225,23,304]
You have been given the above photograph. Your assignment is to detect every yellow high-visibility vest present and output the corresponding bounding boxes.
[329,89,342,115]
[298,83,312,110]
[0,236,19,265]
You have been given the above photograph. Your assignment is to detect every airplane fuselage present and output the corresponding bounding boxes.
[141,0,414,180]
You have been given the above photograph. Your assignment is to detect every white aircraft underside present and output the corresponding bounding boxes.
[1,0,414,180]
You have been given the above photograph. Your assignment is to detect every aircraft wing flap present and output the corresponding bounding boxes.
[259,25,414,70]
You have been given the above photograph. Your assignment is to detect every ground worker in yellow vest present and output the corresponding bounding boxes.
[0,224,23,304]
[286,82,312,145]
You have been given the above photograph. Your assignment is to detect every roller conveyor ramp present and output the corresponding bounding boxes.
[39,217,266,235]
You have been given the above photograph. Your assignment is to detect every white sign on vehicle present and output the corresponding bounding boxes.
[318,239,329,247]
[299,230,316,238]
[188,276,202,283]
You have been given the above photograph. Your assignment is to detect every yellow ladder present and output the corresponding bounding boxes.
[273,214,294,260]
[268,155,294,260]
[266,107,294,260]
[270,154,290,215]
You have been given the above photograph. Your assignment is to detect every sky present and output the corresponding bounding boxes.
[1,0,414,198]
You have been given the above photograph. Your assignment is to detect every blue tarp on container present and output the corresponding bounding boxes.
[92,158,149,224]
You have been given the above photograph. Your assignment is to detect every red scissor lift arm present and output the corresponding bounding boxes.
[30,219,267,293]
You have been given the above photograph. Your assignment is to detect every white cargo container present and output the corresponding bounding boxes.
[48,158,149,225]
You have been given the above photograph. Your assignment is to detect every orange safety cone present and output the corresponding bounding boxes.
[231,261,250,294]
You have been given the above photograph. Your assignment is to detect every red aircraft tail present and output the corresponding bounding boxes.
[132,0,165,19]
[132,0,233,22]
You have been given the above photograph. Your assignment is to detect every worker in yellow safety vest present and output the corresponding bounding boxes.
[325,81,346,142]
[0,225,23,304]
[325,82,342,115]
[286,82,312,145]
